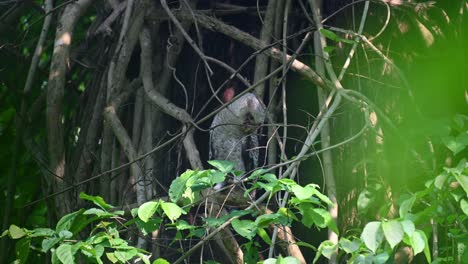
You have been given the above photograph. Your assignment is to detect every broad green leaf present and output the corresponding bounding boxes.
[56,244,74,264]
[15,237,31,264]
[310,188,333,206]
[161,202,185,222]
[29,228,55,237]
[136,218,161,235]
[299,204,320,228]
[434,172,449,189]
[323,46,336,54]
[79,192,114,210]
[400,220,415,236]
[153,258,170,264]
[357,189,374,214]
[319,28,356,44]
[137,253,151,264]
[361,221,384,253]
[231,219,256,240]
[382,220,404,249]
[374,252,390,264]
[209,171,226,185]
[339,238,360,254]
[399,196,415,218]
[168,170,194,202]
[262,258,278,264]
[321,240,338,259]
[320,29,340,41]
[452,160,468,195]
[83,208,114,217]
[461,199,468,216]
[291,185,313,200]
[115,249,138,262]
[208,160,234,173]
[255,213,280,228]
[9,225,26,239]
[314,240,336,263]
[138,201,160,223]
[42,236,62,252]
[410,230,426,256]
[58,230,72,239]
[106,252,118,263]
[175,220,194,230]
[278,207,298,222]
[56,209,84,233]
[277,256,301,264]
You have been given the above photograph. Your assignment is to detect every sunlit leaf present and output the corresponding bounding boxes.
[339,238,360,254]
[382,220,404,249]
[161,202,185,223]
[231,219,256,240]
[361,221,383,253]
[138,201,160,223]
[56,244,74,264]
[79,192,114,210]
[9,225,26,239]
[208,160,234,173]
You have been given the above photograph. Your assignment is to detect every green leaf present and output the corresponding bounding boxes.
[277,256,301,264]
[29,228,55,237]
[153,258,170,264]
[106,252,118,263]
[319,28,356,44]
[257,228,272,245]
[382,220,403,249]
[115,249,138,262]
[315,240,337,263]
[361,221,384,253]
[295,241,317,251]
[255,213,280,228]
[138,201,160,223]
[56,209,84,233]
[59,230,73,239]
[83,208,115,217]
[136,218,161,236]
[79,192,114,210]
[231,219,256,240]
[400,220,415,236]
[209,171,226,185]
[320,29,340,41]
[374,252,390,264]
[175,220,194,230]
[434,172,449,189]
[56,244,74,264]
[42,236,62,252]
[399,196,415,218]
[208,160,235,173]
[357,189,374,214]
[339,238,360,254]
[410,230,426,256]
[9,225,26,239]
[161,202,185,223]
[442,132,468,155]
[137,253,151,264]
[15,237,31,264]
[168,170,194,202]
[461,199,468,216]
[452,160,468,195]
[323,46,336,54]
[310,188,333,206]
[291,185,313,200]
